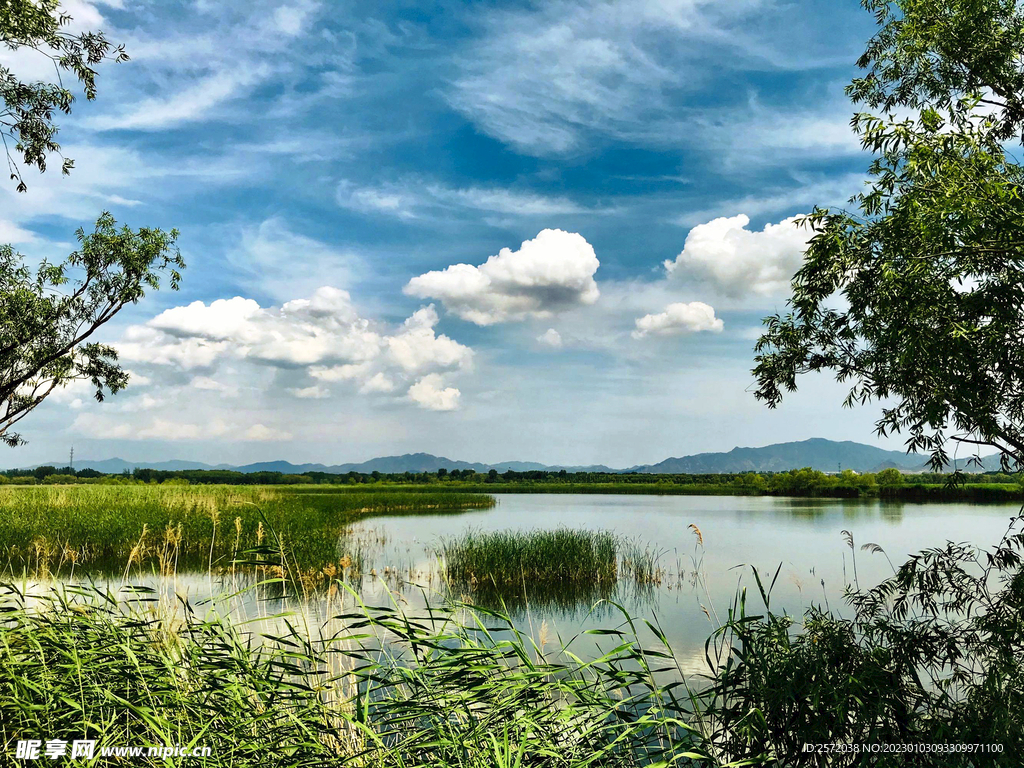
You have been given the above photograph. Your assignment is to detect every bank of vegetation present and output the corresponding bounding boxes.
[0,485,493,580]
[437,528,664,612]
[1,511,1020,766]
[8,463,1022,501]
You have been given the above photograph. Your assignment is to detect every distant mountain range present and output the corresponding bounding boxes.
[17,453,621,475]
[635,438,939,474]
[16,438,1007,475]
[632,439,1005,473]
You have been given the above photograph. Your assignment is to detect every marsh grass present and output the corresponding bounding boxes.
[437,528,667,614]
[0,580,706,767]
[439,528,620,586]
[2,510,1021,766]
[0,484,494,581]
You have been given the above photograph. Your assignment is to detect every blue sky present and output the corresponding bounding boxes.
[4,0,903,467]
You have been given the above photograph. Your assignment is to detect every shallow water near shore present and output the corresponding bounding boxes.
[33,493,1019,676]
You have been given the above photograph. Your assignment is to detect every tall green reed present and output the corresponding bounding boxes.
[0,484,494,579]
[436,528,668,614]
[0,579,709,767]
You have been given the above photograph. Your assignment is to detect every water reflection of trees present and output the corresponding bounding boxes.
[767,498,906,523]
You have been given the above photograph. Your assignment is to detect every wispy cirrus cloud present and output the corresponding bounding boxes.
[70,412,293,442]
[672,172,867,228]
[0,219,38,244]
[223,217,366,302]
[89,66,272,131]
[444,0,863,157]
[87,0,329,132]
[0,140,261,228]
[337,178,590,219]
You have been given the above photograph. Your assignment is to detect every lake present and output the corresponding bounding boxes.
[124,493,1022,676]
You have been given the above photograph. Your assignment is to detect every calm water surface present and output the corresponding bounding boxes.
[118,494,1021,675]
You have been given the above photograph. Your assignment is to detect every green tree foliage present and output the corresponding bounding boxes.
[0,5,183,447]
[876,466,904,486]
[1,0,128,191]
[734,472,767,491]
[753,0,1024,472]
[706,527,1024,762]
[849,0,1024,141]
[0,216,182,446]
[734,2,1024,759]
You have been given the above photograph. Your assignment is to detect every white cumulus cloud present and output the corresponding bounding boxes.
[386,305,474,372]
[537,328,563,348]
[405,229,600,325]
[244,423,293,441]
[309,363,372,382]
[118,287,473,412]
[119,327,230,369]
[150,297,263,340]
[408,374,461,411]
[288,385,330,399]
[664,213,810,298]
[633,302,724,338]
[359,373,396,394]
[191,375,237,395]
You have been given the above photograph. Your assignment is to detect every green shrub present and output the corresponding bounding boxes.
[876,467,904,486]
[701,519,1024,765]
[41,474,79,484]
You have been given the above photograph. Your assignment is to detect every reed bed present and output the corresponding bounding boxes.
[0,484,494,580]
[437,528,667,613]
[439,528,620,586]
[2,515,1020,766]
[0,581,705,768]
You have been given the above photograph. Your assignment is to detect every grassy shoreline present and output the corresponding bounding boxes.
[440,482,760,495]
[0,485,495,579]
[404,481,1024,502]
[1,485,1020,764]
[12,479,1023,501]
[3,552,1019,766]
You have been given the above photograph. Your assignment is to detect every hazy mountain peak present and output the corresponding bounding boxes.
[18,438,1002,475]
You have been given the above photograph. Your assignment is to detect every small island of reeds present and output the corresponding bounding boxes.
[438,528,663,612]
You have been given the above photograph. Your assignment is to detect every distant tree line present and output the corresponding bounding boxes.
[2,465,1021,497]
